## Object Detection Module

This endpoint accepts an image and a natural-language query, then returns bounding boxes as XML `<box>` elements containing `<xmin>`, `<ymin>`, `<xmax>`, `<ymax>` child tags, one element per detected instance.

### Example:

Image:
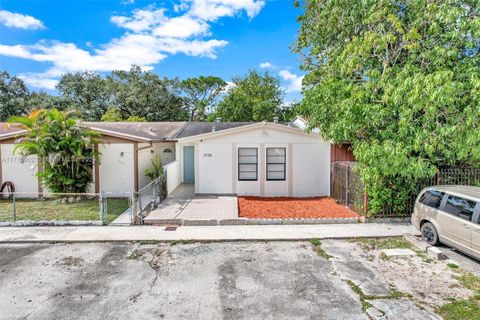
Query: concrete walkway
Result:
<box><xmin>0</xmin><ymin>223</ymin><xmax>417</xmax><ymax>243</ymax></box>
<box><xmin>144</xmin><ymin>183</ymin><xmax>238</xmax><ymax>225</ymax></box>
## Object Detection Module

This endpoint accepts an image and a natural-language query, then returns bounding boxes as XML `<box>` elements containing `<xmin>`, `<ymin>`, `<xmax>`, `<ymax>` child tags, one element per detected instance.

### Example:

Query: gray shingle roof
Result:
<box><xmin>1</xmin><ymin>121</ymin><xmax>301</xmax><ymax>142</ymax></box>
<box><xmin>175</xmin><ymin>122</ymin><xmax>254</xmax><ymax>138</ymax></box>
<box><xmin>83</xmin><ymin>122</ymin><xmax>188</xmax><ymax>141</ymax></box>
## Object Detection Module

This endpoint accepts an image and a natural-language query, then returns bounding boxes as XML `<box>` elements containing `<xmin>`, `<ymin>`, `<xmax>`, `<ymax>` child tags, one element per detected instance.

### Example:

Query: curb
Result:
<box><xmin>0</xmin><ymin>234</ymin><xmax>414</xmax><ymax>244</ymax></box>
<box><xmin>144</xmin><ymin>217</ymin><xmax>359</xmax><ymax>226</ymax></box>
<box><xmin>0</xmin><ymin>220</ymin><xmax>104</xmax><ymax>227</ymax></box>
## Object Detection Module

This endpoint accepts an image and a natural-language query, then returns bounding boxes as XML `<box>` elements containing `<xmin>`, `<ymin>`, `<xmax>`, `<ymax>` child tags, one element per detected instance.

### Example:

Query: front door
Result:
<box><xmin>183</xmin><ymin>146</ymin><xmax>195</xmax><ymax>183</ymax></box>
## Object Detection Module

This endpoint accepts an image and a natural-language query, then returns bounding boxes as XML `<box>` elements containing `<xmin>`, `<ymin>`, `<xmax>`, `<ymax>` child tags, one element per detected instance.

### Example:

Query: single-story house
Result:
<box><xmin>0</xmin><ymin>118</ymin><xmax>348</xmax><ymax>197</ymax></box>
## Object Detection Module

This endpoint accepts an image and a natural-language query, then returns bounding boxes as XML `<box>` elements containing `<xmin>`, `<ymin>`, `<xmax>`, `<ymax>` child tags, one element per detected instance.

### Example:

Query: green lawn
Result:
<box><xmin>437</xmin><ymin>270</ymin><xmax>480</xmax><ymax>320</ymax></box>
<box><xmin>0</xmin><ymin>197</ymin><xmax>130</xmax><ymax>224</ymax></box>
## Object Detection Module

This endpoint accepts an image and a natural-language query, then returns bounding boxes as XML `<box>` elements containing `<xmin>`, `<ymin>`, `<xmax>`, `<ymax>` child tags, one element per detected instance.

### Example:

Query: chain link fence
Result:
<box><xmin>331</xmin><ymin>163</ymin><xmax>480</xmax><ymax>219</ymax></box>
<box><xmin>132</xmin><ymin>175</ymin><xmax>167</xmax><ymax>224</ymax></box>
<box><xmin>0</xmin><ymin>193</ymin><xmax>129</xmax><ymax>225</ymax></box>
<box><xmin>330</xmin><ymin>162</ymin><xmax>366</xmax><ymax>215</ymax></box>
<box><xmin>0</xmin><ymin>174</ymin><xmax>168</xmax><ymax>226</ymax></box>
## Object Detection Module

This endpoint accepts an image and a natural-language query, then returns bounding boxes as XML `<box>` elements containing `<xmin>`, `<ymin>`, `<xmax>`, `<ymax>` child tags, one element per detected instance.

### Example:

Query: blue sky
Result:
<box><xmin>0</xmin><ymin>0</ymin><xmax>304</xmax><ymax>102</ymax></box>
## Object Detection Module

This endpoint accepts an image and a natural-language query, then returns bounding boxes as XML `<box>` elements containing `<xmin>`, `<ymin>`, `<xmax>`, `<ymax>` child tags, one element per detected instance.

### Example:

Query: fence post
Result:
<box><xmin>363</xmin><ymin>192</ymin><xmax>368</xmax><ymax>217</ymax></box>
<box><xmin>99</xmin><ymin>191</ymin><xmax>106</xmax><ymax>224</ymax></box>
<box><xmin>153</xmin><ymin>179</ymin><xmax>157</xmax><ymax>208</ymax></box>
<box><xmin>345</xmin><ymin>165</ymin><xmax>349</xmax><ymax>206</ymax></box>
<box><xmin>12</xmin><ymin>194</ymin><xmax>16</xmax><ymax>222</ymax></box>
<box><xmin>435</xmin><ymin>171</ymin><xmax>441</xmax><ymax>185</ymax></box>
<box><xmin>131</xmin><ymin>192</ymin><xmax>137</xmax><ymax>225</ymax></box>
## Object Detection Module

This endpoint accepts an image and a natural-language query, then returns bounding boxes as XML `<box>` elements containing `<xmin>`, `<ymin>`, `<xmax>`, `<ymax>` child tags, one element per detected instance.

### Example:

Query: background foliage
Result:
<box><xmin>215</xmin><ymin>69</ymin><xmax>293</xmax><ymax>122</ymax></box>
<box><xmin>294</xmin><ymin>0</ymin><xmax>480</xmax><ymax>214</ymax></box>
<box><xmin>1</xmin><ymin>66</ymin><xmax>297</xmax><ymax>123</ymax></box>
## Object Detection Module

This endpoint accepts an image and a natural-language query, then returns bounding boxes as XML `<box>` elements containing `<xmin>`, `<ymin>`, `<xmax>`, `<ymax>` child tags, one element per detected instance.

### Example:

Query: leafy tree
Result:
<box><xmin>27</xmin><ymin>91</ymin><xmax>59</xmax><ymax>110</ymax></box>
<box><xmin>125</xmin><ymin>115</ymin><xmax>146</xmax><ymax>122</ymax></box>
<box><xmin>294</xmin><ymin>0</ymin><xmax>480</xmax><ymax>214</ymax></box>
<box><xmin>56</xmin><ymin>71</ymin><xmax>113</xmax><ymax>121</ymax></box>
<box><xmin>101</xmin><ymin>108</ymin><xmax>123</xmax><ymax>122</ymax></box>
<box><xmin>180</xmin><ymin>76</ymin><xmax>226</xmax><ymax>121</ymax></box>
<box><xmin>108</xmin><ymin>65</ymin><xmax>187</xmax><ymax>121</ymax></box>
<box><xmin>215</xmin><ymin>70</ymin><xmax>285</xmax><ymax>122</ymax></box>
<box><xmin>101</xmin><ymin>107</ymin><xmax>146</xmax><ymax>122</ymax></box>
<box><xmin>9</xmin><ymin>109</ymin><xmax>99</xmax><ymax>193</ymax></box>
<box><xmin>0</xmin><ymin>71</ymin><xmax>29</xmax><ymax>121</ymax></box>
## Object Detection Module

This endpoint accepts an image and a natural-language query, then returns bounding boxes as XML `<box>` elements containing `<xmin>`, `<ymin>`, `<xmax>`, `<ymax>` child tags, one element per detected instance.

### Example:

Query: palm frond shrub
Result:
<box><xmin>8</xmin><ymin>108</ymin><xmax>100</xmax><ymax>194</ymax></box>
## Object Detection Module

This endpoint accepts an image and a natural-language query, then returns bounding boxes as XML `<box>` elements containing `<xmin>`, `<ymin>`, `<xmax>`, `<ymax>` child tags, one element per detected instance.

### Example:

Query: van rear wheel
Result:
<box><xmin>421</xmin><ymin>222</ymin><xmax>439</xmax><ymax>245</ymax></box>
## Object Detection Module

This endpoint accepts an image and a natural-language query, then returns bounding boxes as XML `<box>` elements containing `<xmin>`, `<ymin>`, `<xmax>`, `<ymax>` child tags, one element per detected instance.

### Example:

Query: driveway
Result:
<box><xmin>1</xmin><ymin>239</ymin><xmax>478</xmax><ymax>319</ymax></box>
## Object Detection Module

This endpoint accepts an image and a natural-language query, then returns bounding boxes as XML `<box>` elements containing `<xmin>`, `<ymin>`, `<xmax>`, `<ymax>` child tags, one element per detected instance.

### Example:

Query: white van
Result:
<box><xmin>411</xmin><ymin>185</ymin><xmax>480</xmax><ymax>260</ymax></box>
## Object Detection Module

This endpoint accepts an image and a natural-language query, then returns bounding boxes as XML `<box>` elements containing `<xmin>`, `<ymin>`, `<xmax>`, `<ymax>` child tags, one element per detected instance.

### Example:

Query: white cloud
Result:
<box><xmin>222</xmin><ymin>80</ymin><xmax>236</xmax><ymax>93</ymax></box>
<box><xmin>188</xmin><ymin>0</ymin><xmax>265</xmax><ymax>21</ymax></box>
<box><xmin>279</xmin><ymin>69</ymin><xmax>304</xmax><ymax>93</ymax></box>
<box><xmin>18</xmin><ymin>73</ymin><xmax>58</xmax><ymax>90</ymax></box>
<box><xmin>0</xmin><ymin>10</ymin><xmax>44</xmax><ymax>30</ymax></box>
<box><xmin>259</xmin><ymin>61</ymin><xmax>274</xmax><ymax>69</ymax></box>
<box><xmin>153</xmin><ymin>16</ymin><xmax>209</xmax><ymax>38</ymax></box>
<box><xmin>0</xmin><ymin>1</ymin><xmax>264</xmax><ymax>89</ymax></box>
<box><xmin>111</xmin><ymin>7</ymin><xmax>166</xmax><ymax>32</ymax></box>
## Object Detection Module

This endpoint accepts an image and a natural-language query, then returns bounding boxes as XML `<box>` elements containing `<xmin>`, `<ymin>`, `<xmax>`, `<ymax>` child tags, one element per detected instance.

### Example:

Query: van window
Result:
<box><xmin>419</xmin><ymin>190</ymin><xmax>445</xmax><ymax>208</ymax></box>
<box><xmin>443</xmin><ymin>195</ymin><xmax>477</xmax><ymax>222</ymax></box>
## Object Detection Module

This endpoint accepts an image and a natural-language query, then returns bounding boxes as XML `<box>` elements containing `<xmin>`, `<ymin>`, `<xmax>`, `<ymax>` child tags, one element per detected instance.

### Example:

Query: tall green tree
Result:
<box><xmin>27</xmin><ymin>91</ymin><xmax>59</xmax><ymax>110</ymax></box>
<box><xmin>9</xmin><ymin>109</ymin><xmax>99</xmax><ymax>193</ymax></box>
<box><xmin>294</xmin><ymin>0</ymin><xmax>480</xmax><ymax>214</ymax></box>
<box><xmin>57</xmin><ymin>71</ymin><xmax>112</xmax><ymax>121</ymax></box>
<box><xmin>180</xmin><ymin>76</ymin><xmax>226</xmax><ymax>121</ymax></box>
<box><xmin>215</xmin><ymin>70</ymin><xmax>285</xmax><ymax>122</ymax></box>
<box><xmin>0</xmin><ymin>71</ymin><xmax>29</xmax><ymax>121</ymax></box>
<box><xmin>101</xmin><ymin>107</ymin><xmax>146</xmax><ymax>122</ymax></box>
<box><xmin>108</xmin><ymin>65</ymin><xmax>187</xmax><ymax>121</ymax></box>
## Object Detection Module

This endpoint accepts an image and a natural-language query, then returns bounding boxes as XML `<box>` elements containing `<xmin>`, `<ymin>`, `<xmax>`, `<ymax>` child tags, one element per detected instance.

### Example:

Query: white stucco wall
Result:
<box><xmin>292</xmin><ymin>143</ymin><xmax>330</xmax><ymax>196</ymax></box>
<box><xmin>164</xmin><ymin>160</ymin><xmax>181</xmax><ymax>194</ymax></box>
<box><xmin>180</xmin><ymin>125</ymin><xmax>331</xmax><ymax>197</ymax></box>
<box><xmin>152</xmin><ymin>142</ymin><xmax>175</xmax><ymax>165</ymax></box>
<box><xmin>1</xmin><ymin>144</ymin><xmax>39</xmax><ymax>195</ymax></box>
<box><xmin>98</xmin><ymin>143</ymin><xmax>134</xmax><ymax>193</ymax></box>
<box><xmin>197</xmin><ymin>143</ymin><xmax>233</xmax><ymax>194</ymax></box>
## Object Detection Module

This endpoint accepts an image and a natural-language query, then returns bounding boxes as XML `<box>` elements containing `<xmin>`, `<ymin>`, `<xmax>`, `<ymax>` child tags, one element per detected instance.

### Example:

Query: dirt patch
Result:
<box><xmin>58</xmin><ymin>256</ymin><xmax>84</xmax><ymax>267</ymax></box>
<box><xmin>238</xmin><ymin>196</ymin><xmax>359</xmax><ymax>219</ymax></box>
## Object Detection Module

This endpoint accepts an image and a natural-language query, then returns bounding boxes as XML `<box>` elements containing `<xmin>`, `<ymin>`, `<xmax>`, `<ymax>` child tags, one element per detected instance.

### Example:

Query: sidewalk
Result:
<box><xmin>0</xmin><ymin>223</ymin><xmax>417</xmax><ymax>243</ymax></box>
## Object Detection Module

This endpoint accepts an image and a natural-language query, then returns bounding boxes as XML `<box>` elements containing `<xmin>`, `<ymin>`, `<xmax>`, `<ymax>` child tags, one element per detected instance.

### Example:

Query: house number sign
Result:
<box><xmin>203</xmin><ymin>153</ymin><xmax>213</xmax><ymax>158</ymax></box>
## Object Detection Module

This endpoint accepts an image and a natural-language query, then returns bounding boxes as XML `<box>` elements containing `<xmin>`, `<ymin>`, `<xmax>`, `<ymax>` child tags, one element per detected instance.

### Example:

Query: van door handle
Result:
<box><xmin>463</xmin><ymin>224</ymin><xmax>471</xmax><ymax>229</ymax></box>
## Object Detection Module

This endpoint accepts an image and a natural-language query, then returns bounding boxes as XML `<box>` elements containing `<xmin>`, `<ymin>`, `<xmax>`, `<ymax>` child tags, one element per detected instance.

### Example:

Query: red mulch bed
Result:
<box><xmin>238</xmin><ymin>196</ymin><xmax>359</xmax><ymax>219</ymax></box>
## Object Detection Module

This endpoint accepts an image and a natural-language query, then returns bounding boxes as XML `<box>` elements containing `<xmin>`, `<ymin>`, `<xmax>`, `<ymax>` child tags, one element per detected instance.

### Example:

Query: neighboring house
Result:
<box><xmin>0</xmin><ymin>118</ymin><xmax>332</xmax><ymax>197</ymax></box>
<box><xmin>0</xmin><ymin>122</ymin><xmax>181</xmax><ymax>195</ymax></box>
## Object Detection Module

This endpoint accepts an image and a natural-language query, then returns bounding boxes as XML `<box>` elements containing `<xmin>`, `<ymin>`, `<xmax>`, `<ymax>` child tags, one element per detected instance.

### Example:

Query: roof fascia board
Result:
<box><xmin>178</xmin><ymin>122</ymin><xmax>322</xmax><ymax>143</ymax></box>
<box><xmin>0</xmin><ymin>131</ymin><xmax>27</xmax><ymax>141</ymax></box>
<box><xmin>178</xmin><ymin>122</ymin><xmax>264</xmax><ymax>143</ymax></box>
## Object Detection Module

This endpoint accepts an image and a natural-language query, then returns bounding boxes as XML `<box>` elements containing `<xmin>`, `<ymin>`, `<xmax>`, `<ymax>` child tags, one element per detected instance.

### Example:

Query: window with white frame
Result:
<box><xmin>266</xmin><ymin>148</ymin><xmax>286</xmax><ymax>181</ymax></box>
<box><xmin>238</xmin><ymin>148</ymin><xmax>258</xmax><ymax>181</ymax></box>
